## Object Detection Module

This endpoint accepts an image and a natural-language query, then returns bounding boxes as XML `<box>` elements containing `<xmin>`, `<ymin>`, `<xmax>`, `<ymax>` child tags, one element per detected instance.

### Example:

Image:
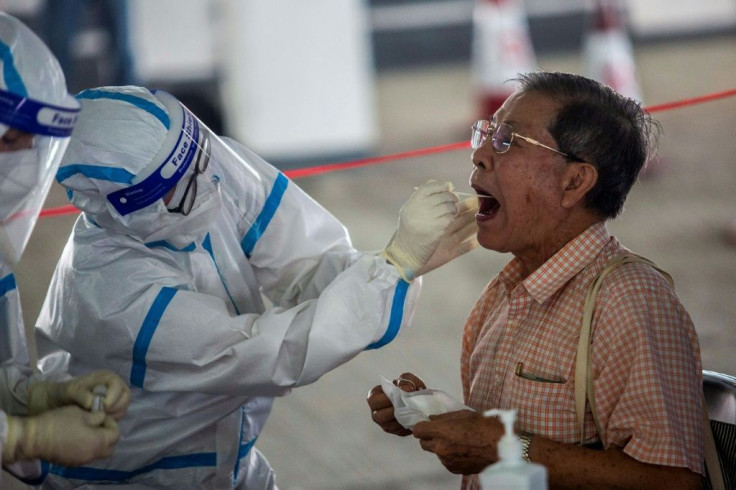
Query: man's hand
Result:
<box><xmin>412</xmin><ymin>409</ymin><xmax>503</xmax><ymax>475</ymax></box>
<box><xmin>367</xmin><ymin>372</ymin><xmax>426</xmax><ymax>437</ymax></box>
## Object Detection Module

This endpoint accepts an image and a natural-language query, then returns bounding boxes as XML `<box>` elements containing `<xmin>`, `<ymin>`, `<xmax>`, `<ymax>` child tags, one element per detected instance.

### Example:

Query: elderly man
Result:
<box><xmin>368</xmin><ymin>71</ymin><xmax>704</xmax><ymax>489</ymax></box>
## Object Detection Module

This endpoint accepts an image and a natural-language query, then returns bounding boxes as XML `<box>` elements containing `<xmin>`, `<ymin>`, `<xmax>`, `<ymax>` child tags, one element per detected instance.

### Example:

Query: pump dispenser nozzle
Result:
<box><xmin>480</xmin><ymin>408</ymin><xmax>548</xmax><ymax>489</ymax></box>
<box><xmin>484</xmin><ymin>408</ymin><xmax>523</xmax><ymax>463</ymax></box>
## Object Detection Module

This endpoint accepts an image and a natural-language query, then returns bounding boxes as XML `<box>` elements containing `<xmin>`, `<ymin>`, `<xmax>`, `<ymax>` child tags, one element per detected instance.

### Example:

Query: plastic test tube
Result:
<box><xmin>92</xmin><ymin>385</ymin><xmax>107</xmax><ymax>412</ymax></box>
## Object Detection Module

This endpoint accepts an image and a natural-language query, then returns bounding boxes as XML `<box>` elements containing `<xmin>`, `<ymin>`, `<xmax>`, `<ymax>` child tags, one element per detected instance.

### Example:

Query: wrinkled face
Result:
<box><xmin>470</xmin><ymin>91</ymin><xmax>572</xmax><ymax>263</ymax></box>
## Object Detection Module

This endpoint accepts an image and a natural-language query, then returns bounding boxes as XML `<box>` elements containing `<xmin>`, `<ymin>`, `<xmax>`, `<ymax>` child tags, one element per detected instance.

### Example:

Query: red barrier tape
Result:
<box><xmin>284</xmin><ymin>141</ymin><xmax>470</xmax><ymax>180</ymax></box>
<box><xmin>39</xmin><ymin>88</ymin><xmax>736</xmax><ymax>219</ymax></box>
<box><xmin>39</xmin><ymin>204</ymin><xmax>79</xmax><ymax>217</ymax></box>
<box><xmin>644</xmin><ymin>88</ymin><xmax>736</xmax><ymax>113</ymax></box>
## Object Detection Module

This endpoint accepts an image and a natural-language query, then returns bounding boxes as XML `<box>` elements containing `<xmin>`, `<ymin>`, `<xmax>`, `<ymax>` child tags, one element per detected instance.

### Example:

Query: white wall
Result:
<box><xmin>216</xmin><ymin>0</ymin><xmax>377</xmax><ymax>161</ymax></box>
<box><xmin>128</xmin><ymin>0</ymin><xmax>217</xmax><ymax>82</ymax></box>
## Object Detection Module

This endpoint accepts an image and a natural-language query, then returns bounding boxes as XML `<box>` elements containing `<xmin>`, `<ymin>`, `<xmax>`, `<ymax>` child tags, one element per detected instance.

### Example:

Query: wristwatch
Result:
<box><xmin>518</xmin><ymin>431</ymin><xmax>533</xmax><ymax>462</ymax></box>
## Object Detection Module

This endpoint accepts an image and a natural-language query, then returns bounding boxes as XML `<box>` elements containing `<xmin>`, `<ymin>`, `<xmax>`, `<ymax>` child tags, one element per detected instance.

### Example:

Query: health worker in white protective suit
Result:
<box><xmin>35</xmin><ymin>84</ymin><xmax>479</xmax><ymax>488</ymax></box>
<box><xmin>0</xmin><ymin>12</ymin><xmax>130</xmax><ymax>485</ymax></box>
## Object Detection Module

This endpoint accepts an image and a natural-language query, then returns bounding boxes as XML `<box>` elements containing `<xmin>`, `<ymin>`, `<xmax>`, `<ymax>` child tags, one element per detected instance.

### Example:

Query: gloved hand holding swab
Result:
<box><xmin>381</xmin><ymin>180</ymin><xmax>460</xmax><ymax>281</ymax></box>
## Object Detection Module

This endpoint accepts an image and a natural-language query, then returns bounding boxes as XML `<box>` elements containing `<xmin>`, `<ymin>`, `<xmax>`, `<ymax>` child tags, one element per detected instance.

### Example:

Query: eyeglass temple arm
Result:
<box><xmin>514</xmin><ymin>133</ymin><xmax>569</xmax><ymax>157</ymax></box>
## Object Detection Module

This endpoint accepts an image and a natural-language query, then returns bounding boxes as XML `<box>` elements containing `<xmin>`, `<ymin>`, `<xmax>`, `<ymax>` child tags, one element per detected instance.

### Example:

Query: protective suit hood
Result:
<box><xmin>0</xmin><ymin>12</ymin><xmax>80</xmax><ymax>265</ymax></box>
<box><xmin>56</xmin><ymin>86</ymin><xmax>224</xmax><ymax>247</ymax></box>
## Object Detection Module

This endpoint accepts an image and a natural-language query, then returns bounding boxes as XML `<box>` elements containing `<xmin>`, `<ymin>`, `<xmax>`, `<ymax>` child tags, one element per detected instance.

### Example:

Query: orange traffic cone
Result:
<box><xmin>471</xmin><ymin>0</ymin><xmax>537</xmax><ymax>119</ymax></box>
<box><xmin>582</xmin><ymin>0</ymin><xmax>642</xmax><ymax>101</ymax></box>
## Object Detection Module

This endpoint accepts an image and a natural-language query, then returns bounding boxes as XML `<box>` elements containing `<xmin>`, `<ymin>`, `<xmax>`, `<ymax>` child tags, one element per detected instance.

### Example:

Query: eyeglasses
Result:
<box><xmin>168</xmin><ymin>136</ymin><xmax>211</xmax><ymax>216</ymax></box>
<box><xmin>471</xmin><ymin>119</ymin><xmax>575</xmax><ymax>159</ymax></box>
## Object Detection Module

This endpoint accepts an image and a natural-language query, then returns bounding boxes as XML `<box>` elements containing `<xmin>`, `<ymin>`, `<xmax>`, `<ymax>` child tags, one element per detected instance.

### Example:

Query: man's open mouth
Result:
<box><xmin>473</xmin><ymin>186</ymin><xmax>500</xmax><ymax>218</ymax></box>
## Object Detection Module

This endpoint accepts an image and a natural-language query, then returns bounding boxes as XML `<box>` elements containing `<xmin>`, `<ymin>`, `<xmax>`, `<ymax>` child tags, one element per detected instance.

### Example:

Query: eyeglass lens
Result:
<box><xmin>174</xmin><ymin>136</ymin><xmax>210</xmax><ymax>216</ymax></box>
<box><xmin>178</xmin><ymin>174</ymin><xmax>197</xmax><ymax>216</ymax></box>
<box><xmin>471</xmin><ymin>120</ymin><xmax>488</xmax><ymax>149</ymax></box>
<box><xmin>471</xmin><ymin>120</ymin><xmax>513</xmax><ymax>153</ymax></box>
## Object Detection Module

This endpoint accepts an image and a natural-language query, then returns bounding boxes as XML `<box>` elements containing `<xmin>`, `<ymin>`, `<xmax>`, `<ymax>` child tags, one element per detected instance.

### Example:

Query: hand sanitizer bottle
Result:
<box><xmin>479</xmin><ymin>409</ymin><xmax>548</xmax><ymax>490</ymax></box>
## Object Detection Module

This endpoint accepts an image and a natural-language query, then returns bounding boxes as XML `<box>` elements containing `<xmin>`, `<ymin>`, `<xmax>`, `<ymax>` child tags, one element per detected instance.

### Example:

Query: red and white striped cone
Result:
<box><xmin>471</xmin><ymin>0</ymin><xmax>537</xmax><ymax>119</ymax></box>
<box><xmin>583</xmin><ymin>0</ymin><xmax>666</xmax><ymax>177</ymax></box>
<box><xmin>583</xmin><ymin>0</ymin><xmax>642</xmax><ymax>101</ymax></box>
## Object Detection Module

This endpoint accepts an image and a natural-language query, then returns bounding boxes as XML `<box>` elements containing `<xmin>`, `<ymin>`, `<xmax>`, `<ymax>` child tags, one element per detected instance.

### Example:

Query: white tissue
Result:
<box><xmin>380</xmin><ymin>376</ymin><xmax>472</xmax><ymax>429</ymax></box>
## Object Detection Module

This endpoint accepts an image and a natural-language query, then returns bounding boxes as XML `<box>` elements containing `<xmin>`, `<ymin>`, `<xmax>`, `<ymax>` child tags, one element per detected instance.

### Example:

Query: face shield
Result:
<box><xmin>0</xmin><ymin>13</ymin><xmax>80</xmax><ymax>265</ymax></box>
<box><xmin>56</xmin><ymin>86</ymin><xmax>264</xmax><ymax>248</ymax></box>
<box><xmin>106</xmin><ymin>90</ymin><xmax>212</xmax><ymax>217</ymax></box>
<box><xmin>100</xmin><ymin>90</ymin><xmax>227</xmax><ymax>248</ymax></box>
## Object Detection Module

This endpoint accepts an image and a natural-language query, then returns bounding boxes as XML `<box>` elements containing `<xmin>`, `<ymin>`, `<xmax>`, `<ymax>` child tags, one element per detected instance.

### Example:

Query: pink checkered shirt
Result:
<box><xmin>460</xmin><ymin>223</ymin><xmax>704</xmax><ymax>489</ymax></box>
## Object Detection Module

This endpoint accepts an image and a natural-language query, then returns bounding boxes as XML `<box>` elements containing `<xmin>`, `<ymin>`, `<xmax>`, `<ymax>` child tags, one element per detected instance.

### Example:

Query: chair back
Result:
<box><xmin>702</xmin><ymin>370</ymin><xmax>736</xmax><ymax>490</ymax></box>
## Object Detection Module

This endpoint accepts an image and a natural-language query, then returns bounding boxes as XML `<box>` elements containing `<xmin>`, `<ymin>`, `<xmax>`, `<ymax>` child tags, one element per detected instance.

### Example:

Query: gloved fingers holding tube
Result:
<box><xmin>58</xmin><ymin>370</ymin><xmax>131</xmax><ymax>420</ymax></box>
<box><xmin>3</xmin><ymin>405</ymin><xmax>120</xmax><ymax>466</ymax></box>
<box><xmin>414</xmin><ymin>195</ymin><xmax>479</xmax><ymax>278</ymax></box>
<box><xmin>381</xmin><ymin>180</ymin><xmax>462</xmax><ymax>282</ymax></box>
<box><xmin>27</xmin><ymin>370</ymin><xmax>131</xmax><ymax>420</ymax></box>
<box><xmin>367</xmin><ymin>372</ymin><xmax>427</xmax><ymax>437</ymax></box>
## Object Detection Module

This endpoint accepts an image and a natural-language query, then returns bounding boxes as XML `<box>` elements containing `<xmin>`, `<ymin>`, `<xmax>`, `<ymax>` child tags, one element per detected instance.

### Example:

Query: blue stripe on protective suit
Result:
<box><xmin>130</xmin><ymin>287</ymin><xmax>177</xmax><ymax>388</ymax></box>
<box><xmin>0</xmin><ymin>273</ymin><xmax>17</xmax><ymax>297</ymax></box>
<box><xmin>16</xmin><ymin>461</ymin><xmax>49</xmax><ymax>486</ymax></box>
<box><xmin>233</xmin><ymin>436</ymin><xmax>258</xmax><ymax>485</ymax></box>
<box><xmin>77</xmin><ymin>89</ymin><xmax>170</xmax><ymax>129</ymax></box>
<box><xmin>56</xmin><ymin>164</ymin><xmax>136</xmax><ymax>184</ymax></box>
<box><xmin>0</xmin><ymin>40</ymin><xmax>27</xmax><ymax>96</ymax></box>
<box><xmin>232</xmin><ymin>407</ymin><xmax>247</xmax><ymax>485</ymax></box>
<box><xmin>238</xmin><ymin>437</ymin><xmax>257</xmax><ymax>462</ymax></box>
<box><xmin>49</xmin><ymin>452</ymin><xmax>217</xmax><ymax>482</ymax></box>
<box><xmin>241</xmin><ymin>173</ymin><xmax>288</xmax><ymax>257</ymax></box>
<box><xmin>232</xmin><ymin>405</ymin><xmax>257</xmax><ymax>485</ymax></box>
<box><xmin>366</xmin><ymin>279</ymin><xmax>409</xmax><ymax>350</ymax></box>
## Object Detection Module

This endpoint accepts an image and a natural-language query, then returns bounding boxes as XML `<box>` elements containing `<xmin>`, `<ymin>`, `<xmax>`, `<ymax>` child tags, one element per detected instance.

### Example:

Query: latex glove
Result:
<box><xmin>27</xmin><ymin>370</ymin><xmax>131</xmax><ymax>420</ymax></box>
<box><xmin>381</xmin><ymin>180</ymin><xmax>459</xmax><ymax>281</ymax></box>
<box><xmin>414</xmin><ymin>196</ymin><xmax>479</xmax><ymax>277</ymax></box>
<box><xmin>3</xmin><ymin>406</ymin><xmax>119</xmax><ymax>466</ymax></box>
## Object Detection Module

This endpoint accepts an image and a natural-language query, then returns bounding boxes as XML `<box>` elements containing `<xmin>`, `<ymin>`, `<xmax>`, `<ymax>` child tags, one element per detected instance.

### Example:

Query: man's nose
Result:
<box><xmin>471</xmin><ymin>147</ymin><xmax>492</xmax><ymax>171</ymax></box>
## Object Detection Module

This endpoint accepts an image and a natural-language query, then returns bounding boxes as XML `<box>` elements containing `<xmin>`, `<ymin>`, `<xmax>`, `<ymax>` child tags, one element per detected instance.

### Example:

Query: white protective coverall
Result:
<box><xmin>0</xmin><ymin>12</ymin><xmax>80</xmax><ymax>484</ymax></box>
<box><xmin>36</xmin><ymin>86</ymin><xmax>448</xmax><ymax>488</ymax></box>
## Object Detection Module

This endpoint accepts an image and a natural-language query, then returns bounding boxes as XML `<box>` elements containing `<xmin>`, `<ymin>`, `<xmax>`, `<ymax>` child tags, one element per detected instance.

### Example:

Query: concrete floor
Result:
<box><xmin>7</xmin><ymin>35</ymin><xmax>736</xmax><ymax>489</ymax></box>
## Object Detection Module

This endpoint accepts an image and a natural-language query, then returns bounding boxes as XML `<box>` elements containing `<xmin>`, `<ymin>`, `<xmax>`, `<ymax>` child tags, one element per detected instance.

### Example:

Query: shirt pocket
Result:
<box><xmin>514</xmin><ymin>362</ymin><xmax>566</xmax><ymax>384</ymax></box>
<box><xmin>506</xmin><ymin>374</ymin><xmax>578</xmax><ymax>441</ymax></box>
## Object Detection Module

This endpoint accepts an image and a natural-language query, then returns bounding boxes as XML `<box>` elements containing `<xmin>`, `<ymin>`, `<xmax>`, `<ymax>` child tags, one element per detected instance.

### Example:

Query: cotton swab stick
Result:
<box><xmin>455</xmin><ymin>191</ymin><xmax>494</xmax><ymax>199</ymax></box>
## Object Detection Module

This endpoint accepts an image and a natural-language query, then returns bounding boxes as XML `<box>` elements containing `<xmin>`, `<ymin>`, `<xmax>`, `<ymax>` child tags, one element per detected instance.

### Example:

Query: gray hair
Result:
<box><xmin>513</xmin><ymin>71</ymin><xmax>660</xmax><ymax>219</ymax></box>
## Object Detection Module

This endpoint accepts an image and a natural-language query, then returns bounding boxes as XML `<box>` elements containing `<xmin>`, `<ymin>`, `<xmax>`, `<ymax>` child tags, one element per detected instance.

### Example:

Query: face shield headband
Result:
<box><xmin>0</xmin><ymin>88</ymin><xmax>79</xmax><ymax>137</ymax></box>
<box><xmin>0</xmin><ymin>89</ymin><xmax>79</xmax><ymax>265</ymax></box>
<box><xmin>106</xmin><ymin>91</ymin><xmax>207</xmax><ymax>216</ymax></box>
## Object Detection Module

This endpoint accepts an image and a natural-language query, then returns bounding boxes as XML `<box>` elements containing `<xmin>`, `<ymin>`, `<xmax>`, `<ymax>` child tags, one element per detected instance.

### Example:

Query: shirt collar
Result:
<box><xmin>498</xmin><ymin>222</ymin><xmax>611</xmax><ymax>303</ymax></box>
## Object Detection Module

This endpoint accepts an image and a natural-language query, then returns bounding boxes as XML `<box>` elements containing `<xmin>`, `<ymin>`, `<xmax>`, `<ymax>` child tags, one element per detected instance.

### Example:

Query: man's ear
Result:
<box><xmin>561</xmin><ymin>163</ymin><xmax>597</xmax><ymax>209</ymax></box>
